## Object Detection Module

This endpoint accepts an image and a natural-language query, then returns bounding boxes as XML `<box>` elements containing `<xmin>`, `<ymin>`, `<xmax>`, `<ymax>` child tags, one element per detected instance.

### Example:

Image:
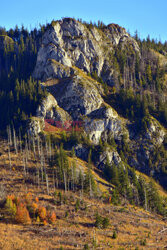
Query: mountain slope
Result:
<box><xmin>30</xmin><ymin>18</ymin><xmax>167</xmax><ymax>190</ymax></box>
<box><xmin>0</xmin><ymin>18</ymin><xmax>167</xmax><ymax>249</ymax></box>
<box><xmin>0</xmin><ymin>136</ymin><xmax>167</xmax><ymax>249</ymax></box>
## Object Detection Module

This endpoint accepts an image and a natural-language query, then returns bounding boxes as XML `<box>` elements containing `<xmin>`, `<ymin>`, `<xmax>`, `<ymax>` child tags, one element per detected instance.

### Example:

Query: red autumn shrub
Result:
<box><xmin>48</xmin><ymin>211</ymin><xmax>56</xmax><ymax>224</ymax></box>
<box><xmin>43</xmin><ymin>220</ymin><xmax>47</xmax><ymax>226</ymax></box>
<box><xmin>38</xmin><ymin>207</ymin><xmax>47</xmax><ymax>221</ymax></box>
<box><xmin>31</xmin><ymin>202</ymin><xmax>38</xmax><ymax>213</ymax></box>
<box><xmin>15</xmin><ymin>203</ymin><xmax>31</xmax><ymax>224</ymax></box>
<box><xmin>35</xmin><ymin>197</ymin><xmax>39</xmax><ymax>203</ymax></box>
<box><xmin>5</xmin><ymin>193</ymin><xmax>56</xmax><ymax>226</ymax></box>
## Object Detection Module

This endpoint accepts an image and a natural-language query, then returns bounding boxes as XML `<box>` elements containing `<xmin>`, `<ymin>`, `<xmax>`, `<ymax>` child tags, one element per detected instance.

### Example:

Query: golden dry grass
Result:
<box><xmin>0</xmin><ymin>138</ymin><xmax>167</xmax><ymax>249</ymax></box>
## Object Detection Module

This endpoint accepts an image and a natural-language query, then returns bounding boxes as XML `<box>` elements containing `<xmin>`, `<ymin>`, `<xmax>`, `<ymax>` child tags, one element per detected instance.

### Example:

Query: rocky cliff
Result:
<box><xmin>31</xmin><ymin>18</ymin><xmax>166</xmax><ymax>188</ymax></box>
<box><xmin>33</xmin><ymin>18</ymin><xmax>140</xmax><ymax>82</ymax></box>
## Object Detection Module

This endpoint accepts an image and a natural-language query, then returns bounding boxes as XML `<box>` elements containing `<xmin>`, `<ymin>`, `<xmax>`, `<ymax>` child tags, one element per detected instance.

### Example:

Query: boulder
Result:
<box><xmin>28</xmin><ymin>117</ymin><xmax>45</xmax><ymax>136</ymax></box>
<box><xmin>96</xmin><ymin>147</ymin><xmax>121</xmax><ymax>169</ymax></box>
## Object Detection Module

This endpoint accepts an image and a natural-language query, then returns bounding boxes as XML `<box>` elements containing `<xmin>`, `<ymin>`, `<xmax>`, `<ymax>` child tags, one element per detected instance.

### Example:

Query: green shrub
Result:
<box><xmin>102</xmin><ymin>217</ymin><xmax>110</xmax><ymax>228</ymax></box>
<box><xmin>112</xmin><ymin>230</ymin><xmax>117</xmax><ymax>239</ymax></box>
<box><xmin>140</xmin><ymin>238</ymin><xmax>147</xmax><ymax>246</ymax></box>
<box><xmin>95</xmin><ymin>212</ymin><xmax>103</xmax><ymax>228</ymax></box>
<box><xmin>83</xmin><ymin>243</ymin><xmax>89</xmax><ymax>250</ymax></box>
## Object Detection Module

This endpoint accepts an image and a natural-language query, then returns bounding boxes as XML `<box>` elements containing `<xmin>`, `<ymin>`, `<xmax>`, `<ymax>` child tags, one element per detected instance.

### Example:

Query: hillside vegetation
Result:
<box><xmin>0</xmin><ymin>135</ymin><xmax>167</xmax><ymax>249</ymax></box>
<box><xmin>0</xmin><ymin>18</ymin><xmax>167</xmax><ymax>249</ymax></box>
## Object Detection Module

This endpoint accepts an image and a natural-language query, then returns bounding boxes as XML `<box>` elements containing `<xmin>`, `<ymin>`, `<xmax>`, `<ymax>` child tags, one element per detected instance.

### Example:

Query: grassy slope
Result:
<box><xmin>0</xmin><ymin>136</ymin><xmax>167</xmax><ymax>249</ymax></box>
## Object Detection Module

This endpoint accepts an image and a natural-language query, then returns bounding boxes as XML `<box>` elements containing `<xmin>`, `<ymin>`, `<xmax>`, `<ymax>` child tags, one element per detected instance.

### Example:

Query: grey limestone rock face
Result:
<box><xmin>28</xmin><ymin>117</ymin><xmax>45</xmax><ymax>136</ymax></box>
<box><xmin>74</xmin><ymin>143</ymin><xmax>121</xmax><ymax>170</ymax></box>
<box><xmin>84</xmin><ymin>105</ymin><xmax>127</xmax><ymax>144</ymax></box>
<box><xmin>36</xmin><ymin>93</ymin><xmax>71</xmax><ymax>124</ymax></box>
<box><xmin>32</xmin><ymin>18</ymin><xmax>143</xmax><ymax>148</ymax></box>
<box><xmin>34</xmin><ymin>75</ymin><xmax>128</xmax><ymax>145</ymax></box>
<box><xmin>119</xmin><ymin>35</ymin><xmax>140</xmax><ymax>54</ymax></box>
<box><xmin>127</xmin><ymin>115</ymin><xmax>165</xmax><ymax>173</ymax></box>
<box><xmin>46</xmin><ymin>75</ymin><xmax>104</xmax><ymax>120</ymax></box>
<box><xmin>104</xmin><ymin>23</ymin><xmax>129</xmax><ymax>45</ymax></box>
<box><xmin>33</xmin><ymin>18</ymin><xmax>140</xmax><ymax>81</ymax></box>
<box><xmin>96</xmin><ymin>147</ymin><xmax>121</xmax><ymax>169</ymax></box>
<box><xmin>74</xmin><ymin>144</ymin><xmax>89</xmax><ymax>161</ymax></box>
<box><xmin>33</xmin><ymin>18</ymin><xmax>103</xmax><ymax>79</ymax></box>
<box><xmin>36</xmin><ymin>94</ymin><xmax>57</xmax><ymax>118</ymax></box>
<box><xmin>28</xmin><ymin>18</ymin><xmax>167</xmax><ymax>189</ymax></box>
<box><xmin>104</xmin><ymin>23</ymin><xmax>140</xmax><ymax>54</ymax></box>
<box><xmin>144</xmin><ymin>116</ymin><xmax>165</xmax><ymax>145</ymax></box>
<box><xmin>27</xmin><ymin>18</ymin><xmax>167</xmax><ymax>191</ymax></box>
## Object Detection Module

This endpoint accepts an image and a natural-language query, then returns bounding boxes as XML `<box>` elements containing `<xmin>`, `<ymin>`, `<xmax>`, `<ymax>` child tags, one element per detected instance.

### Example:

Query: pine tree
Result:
<box><xmin>95</xmin><ymin>212</ymin><xmax>102</xmax><ymax>228</ymax></box>
<box><xmin>111</xmin><ymin>188</ymin><xmax>120</xmax><ymax>205</ymax></box>
<box><xmin>146</xmin><ymin>64</ymin><xmax>152</xmax><ymax>84</ymax></box>
<box><xmin>71</xmin><ymin>147</ymin><xmax>75</xmax><ymax>157</ymax></box>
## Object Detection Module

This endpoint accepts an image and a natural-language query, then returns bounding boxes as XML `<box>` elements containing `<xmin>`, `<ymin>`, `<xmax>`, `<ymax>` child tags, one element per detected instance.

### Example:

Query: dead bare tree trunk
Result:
<box><xmin>46</xmin><ymin>174</ymin><xmax>49</xmax><ymax>195</ymax></box>
<box><xmin>144</xmin><ymin>186</ymin><xmax>148</xmax><ymax>211</ymax></box>
<box><xmin>63</xmin><ymin>170</ymin><xmax>67</xmax><ymax>193</ymax></box>
<box><xmin>13</xmin><ymin>127</ymin><xmax>18</xmax><ymax>154</ymax></box>
<box><xmin>72</xmin><ymin>165</ymin><xmax>74</xmax><ymax>191</ymax></box>
<box><xmin>55</xmin><ymin>168</ymin><xmax>58</xmax><ymax>188</ymax></box>
<box><xmin>19</xmin><ymin>129</ymin><xmax>22</xmax><ymax>154</ymax></box>
<box><xmin>45</xmin><ymin>141</ymin><xmax>49</xmax><ymax>164</ymax></box>
<box><xmin>41</xmin><ymin>166</ymin><xmax>43</xmax><ymax>182</ymax></box>
<box><xmin>53</xmin><ymin>170</ymin><xmax>55</xmax><ymax>192</ymax></box>
<box><xmin>37</xmin><ymin>135</ymin><xmax>41</xmax><ymax>158</ymax></box>
<box><xmin>32</xmin><ymin>135</ymin><xmax>36</xmax><ymax>161</ymax></box>
<box><xmin>81</xmin><ymin>174</ymin><xmax>84</xmax><ymax>198</ymax></box>
<box><xmin>22</xmin><ymin>152</ymin><xmax>26</xmax><ymax>176</ymax></box>
<box><xmin>7</xmin><ymin>126</ymin><xmax>12</xmax><ymax>170</ymax></box>
<box><xmin>89</xmin><ymin>177</ymin><xmax>93</xmax><ymax>198</ymax></box>
<box><xmin>25</xmin><ymin>139</ymin><xmax>29</xmax><ymax>160</ymax></box>
<box><xmin>8</xmin><ymin>143</ymin><xmax>11</xmax><ymax>170</ymax></box>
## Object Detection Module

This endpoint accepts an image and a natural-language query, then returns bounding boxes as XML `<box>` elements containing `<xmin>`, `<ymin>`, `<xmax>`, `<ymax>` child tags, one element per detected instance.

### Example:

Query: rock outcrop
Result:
<box><xmin>28</xmin><ymin>117</ymin><xmax>45</xmax><ymax>136</ymax></box>
<box><xmin>31</xmin><ymin>18</ymin><xmax>166</xmax><ymax>186</ymax></box>
<box><xmin>46</xmin><ymin>75</ymin><xmax>103</xmax><ymax>120</ymax></box>
<box><xmin>128</xmin><ymin>115</ymin><xmax>165</xmax><ymax>173</ymax></box>
<box><xmin>97</xmin><ymin>147</ymin><xmax>121</xmax><ymax>169</ymax></box>
<box><xmin>36</xmin><ymin>93</ymin><xmax>71</xmax><ymax>125</ymax></box>
<box><xmin>31</xmin><ymin>18</ymin><xmax>137</xmax><ymax>145</ymax></box>
<box><xmin>74</xmin><ymin>144</ymin><xmax>89</xmax><ymax>161</ymax></box>
<box><xmin>74</xmin><ymin>143</ymin><xmax>121</xmax><ymax>170</ymax></box>
<box><xmin>33</xmin><ymin>18</ymin><xmax>140</xmax><ymax>81</ymax></box>
<box><xmin>84</xmin><ymin>104</ymin><xmax>127</xmax><ymax>144</ymax></box>
<box><xmin>144</xmin><ymin>116</ymin><xmax>165</xmax><ymax>145</ymax></box>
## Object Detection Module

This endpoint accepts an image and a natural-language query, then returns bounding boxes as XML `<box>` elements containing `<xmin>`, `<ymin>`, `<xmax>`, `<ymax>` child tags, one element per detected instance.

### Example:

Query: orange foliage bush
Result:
<box><xmin>5</xmin><ymin>193</ymin><xmax>56</xmax><ymax>225</ymax></box>
<box><xmin>15</xmin><ymin>203</ymin><xmax>31</xmax><ymax>224</ymax></box>
<box><xmin>35</xmin><ymin>197</ymin><xmax>39</xmax><ymax>203</ymax></box>
<box><xmin>49</xmin><ymin>211</ymin><xmax>56</xmax><ymax>224</ymax></box>
<box><xmin>7</xmin><ymin>194</ymin><xmax>15</xmax><ymax>201</ymax></box>
<box><xmin>31</xmin><ymin>202</ymin><xmax>38</xmax><ymax>213</ymax></box>
<box><xmin>38</xmin><ymin>207</ymin><xmax>47</xmax><ymax>221</ymax></box>
<box><xmin>43</xmin><ymin>220</ymin><xmax>47</xmax><ymax>226</ymax></box>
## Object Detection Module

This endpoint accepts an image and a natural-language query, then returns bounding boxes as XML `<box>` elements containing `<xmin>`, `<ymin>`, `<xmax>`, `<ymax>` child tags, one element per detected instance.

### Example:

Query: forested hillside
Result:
<box><xmin>0</xmin><ymin>21</ymin><xmax>167</xmax><ymax>131</ymax></box>
<box><xmin>0</xmin><ymin>19</ymin><xmax>166</xmax><ymax>245</ymax></box>
<box><xmin>0</xmin><ymin>25</ymin><xmax>48</xmax><ymax>129</ymax></box>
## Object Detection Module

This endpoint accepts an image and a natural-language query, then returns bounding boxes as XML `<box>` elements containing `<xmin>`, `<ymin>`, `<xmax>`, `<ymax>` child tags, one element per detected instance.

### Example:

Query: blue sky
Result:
<box><xmin>0</xmin><ymin>0</ymin><xmax>166</xmax><ymax>42</ymax></box>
